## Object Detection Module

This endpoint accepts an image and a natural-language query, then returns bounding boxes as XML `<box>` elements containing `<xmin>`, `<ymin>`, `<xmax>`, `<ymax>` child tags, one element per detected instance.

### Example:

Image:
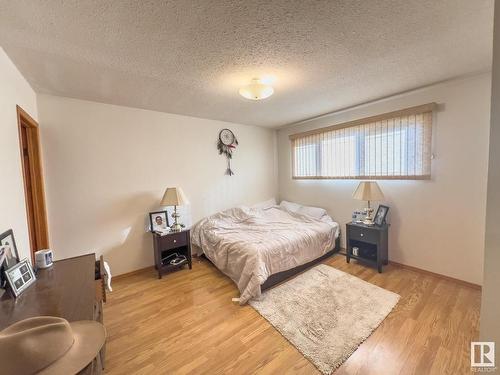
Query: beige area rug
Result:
<box><xmin>249</xmin><ymin>264</ymin><xmax>400</xmax><ymax>374</ymax></box>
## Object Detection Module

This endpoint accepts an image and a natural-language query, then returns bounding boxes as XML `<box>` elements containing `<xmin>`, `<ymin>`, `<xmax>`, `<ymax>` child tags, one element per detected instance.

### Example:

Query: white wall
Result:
<box><xmin>480</xmin><ymin>0</ymin><xmax>500</xmax><ymax>367</ymax></box>
<box><xmin>0</xmin><ymin>48</ymin><xmax>38</xmax><ymax>262</ymax></box>
<box><xmin>37</xmin><ymin>95</ymin><xmax>277</xmax><ymax>275</ymax></box>
<box><xmin>3</xmin><ymin>46</ymin><xmax>491</xmax><ymax>287</ymax></box>
<box><xmin>277</xmin><ymin>73</ymin><xmax>491</xmax><ymax>285</ymax></box>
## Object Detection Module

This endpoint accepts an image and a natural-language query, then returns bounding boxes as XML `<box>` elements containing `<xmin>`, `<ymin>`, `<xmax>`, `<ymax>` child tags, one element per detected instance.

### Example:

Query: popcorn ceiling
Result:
<box><xmin>0</xmin><ymin>0</ymin><xmax>493</xmax><ymax>127</ymax></box>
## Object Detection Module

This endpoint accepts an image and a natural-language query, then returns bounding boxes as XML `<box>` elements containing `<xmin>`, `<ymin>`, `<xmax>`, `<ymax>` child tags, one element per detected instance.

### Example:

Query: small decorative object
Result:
<box><xmin>161</xmin><ymin>187</ymin><xmax>189</xmax><ymax>232</ymax></box>
<box><xmin>149</xmin><ymin>210</ymin><xmax>169</xmax><ymax>233</ymax></box>
<box><xmin>352</xmin><ymin>247</ymin><xmax>359</xmax><ymax>256</ymax></box>
<box><xmin>374</xmin><ymin>205</ymin><xmax>390</xmax><ymax>226</ymax></box>
<box><xmin>4</xmin><ymin>258</ymin><xmax>36</xmax><ymax>297</ymax></box>
<box><xmin>0</xmin><ymin>229</ymin><xmax>19</xmax><ymax>288</ymax></box>
<box><xmin>217</xmin><ymin>128</ymin><xmax>238</xmax><ymax>176</ymax></box>
<box><xmin>352</xmin><ymin>181</ymin><xmax>385</xmax><ymax>226</ymax></box>
<box><xmin>35</xmin><ymin>249</ymin><xmax>54</xmax><ymax>269</ymax></box>
<box><xmin>352</xmin><ymin>210</ymin><xmax>365</xmax><ymax>223</ymax></box>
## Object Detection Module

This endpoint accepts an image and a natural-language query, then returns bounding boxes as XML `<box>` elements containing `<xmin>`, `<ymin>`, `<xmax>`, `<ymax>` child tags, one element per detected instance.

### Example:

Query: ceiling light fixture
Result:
<box><xmin>239</xmin><ymin>78</ymin><xmax>274</xmax><ymax>100</ymax></box>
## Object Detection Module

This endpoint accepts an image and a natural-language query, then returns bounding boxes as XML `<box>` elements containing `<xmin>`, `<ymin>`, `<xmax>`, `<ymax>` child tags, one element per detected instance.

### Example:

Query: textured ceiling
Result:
<box><xmin>0</xmin><ymin>0</ymin><xmax>494</xmax><ymax>128</ymax></box>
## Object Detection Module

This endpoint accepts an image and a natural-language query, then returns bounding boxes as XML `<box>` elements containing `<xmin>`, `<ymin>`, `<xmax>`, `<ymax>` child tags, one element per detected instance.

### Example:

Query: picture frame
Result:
<box><xmin>4</xmin><ymin>258</ymin><xmax>36</xmax><ymax>297</ymax></box>
<box><xmin>0</xmin><ymin>246</ymin><xmax>6</xmax><ymax>290</ymax></box>
<box><xmin>0</xmin><ymin>229</ymin><xmax>20</xmax><ymax>288</ymax></box>
<box><xmin>149</xmin><ymin>211</ymin><xmax>169</xmax><ymax>232</ymax></box>
<box><xmin>374</xmin><ymin>205</ymin><xmax>390</xmax><ymax>226</ymax></box>
<box><xmin>0</xmin><ymin>246</ymin><xmax>7</xmax><ymax>277</ymax></box>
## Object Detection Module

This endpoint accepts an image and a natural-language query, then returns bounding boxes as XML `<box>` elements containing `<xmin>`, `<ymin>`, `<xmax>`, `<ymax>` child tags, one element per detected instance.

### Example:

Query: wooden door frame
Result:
<box><xmin>17</xmin><ymin>105</ymin><xmax>49</xmax><ymax>261</ymax></box>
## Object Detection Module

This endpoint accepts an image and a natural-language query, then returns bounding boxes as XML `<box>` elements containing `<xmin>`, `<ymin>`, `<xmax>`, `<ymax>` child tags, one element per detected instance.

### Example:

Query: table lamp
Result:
<box><xmin>161</xmin><ymin>187</ymin><xmax>189</xmax><ymax>232</ymax></box>
<box><xmin>352</xmin><ymin>181</ymin><xmax>384</xmax><ymax>225</ymax></box>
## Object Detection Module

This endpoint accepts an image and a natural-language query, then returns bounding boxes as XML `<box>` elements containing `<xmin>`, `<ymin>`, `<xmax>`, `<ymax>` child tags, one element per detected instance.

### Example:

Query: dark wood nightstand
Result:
<box><xmin>152</xmin><ymin>229</ymin><xmax>192</xmax><ymax>279</ymax></box>
<box><xmin>346</xmin><ymin>222</ymin><xmax>389</xmax><ymax>273</ymax></box>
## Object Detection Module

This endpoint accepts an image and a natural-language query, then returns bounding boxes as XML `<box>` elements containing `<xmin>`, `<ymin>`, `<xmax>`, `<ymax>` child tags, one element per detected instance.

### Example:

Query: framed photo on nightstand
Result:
<box><xmin>374</xmin><ymin>205</ymin><xmax>389</xmax><ymax>226</ymax></box>
<box><xmin>149</xmin><ymin>211</ymin><xmax>170</xmax><ymax>233</ymax></box>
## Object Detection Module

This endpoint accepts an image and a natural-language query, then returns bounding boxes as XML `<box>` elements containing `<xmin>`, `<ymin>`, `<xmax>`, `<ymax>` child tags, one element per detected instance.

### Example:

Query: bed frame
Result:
<box><xmin>261</xmin><ymin>236</ymin><xmax>341</xmax><ymax>290</ymax></box>
<box><xmin>198</xmin><ymin>235</ymin><xmax>341</xmax><ymax>292</ymax></box>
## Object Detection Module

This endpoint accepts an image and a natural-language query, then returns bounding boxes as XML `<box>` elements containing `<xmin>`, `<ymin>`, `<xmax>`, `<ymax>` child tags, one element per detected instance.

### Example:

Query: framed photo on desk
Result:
<box><xmin>5</xmin><ymin>259</ymin><xmax>36</xmax><ymax>297</ymax></box>
<box><xmin>0</xmin><ymin>229</ymin><xmax>20</xmax><ymax>289</ymax></box>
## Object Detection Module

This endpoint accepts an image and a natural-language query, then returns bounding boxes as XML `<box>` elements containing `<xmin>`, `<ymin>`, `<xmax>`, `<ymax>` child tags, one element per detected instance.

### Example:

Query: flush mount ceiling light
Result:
<box><xmin>239</xmin><ymin>78</ymin><xmax>274</xmax><ymax>100</ymax></box>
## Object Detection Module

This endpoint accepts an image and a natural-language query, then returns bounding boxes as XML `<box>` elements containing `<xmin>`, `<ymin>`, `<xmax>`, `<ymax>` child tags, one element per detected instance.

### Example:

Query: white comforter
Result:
<box><xmin>191</xmin><ymin>206</ymin><xmax>339</xmax><ymax>304</ymax></box>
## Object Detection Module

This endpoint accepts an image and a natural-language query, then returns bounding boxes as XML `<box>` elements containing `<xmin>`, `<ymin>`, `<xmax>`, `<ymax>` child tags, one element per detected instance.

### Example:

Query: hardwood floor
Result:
<box><xmin>104</xmin><ymin>255</ymin><xmax>480</xmax><ymax>374</ymax></box>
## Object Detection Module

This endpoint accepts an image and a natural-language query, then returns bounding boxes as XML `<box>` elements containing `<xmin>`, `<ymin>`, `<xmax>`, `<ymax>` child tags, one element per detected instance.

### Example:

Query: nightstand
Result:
<box><xmin>346</xmin><ymin>222</ymin><xmax>389</xmax><ymax>273</ymax></box>
<box><xmin>152</xmin><ymin>229</ymin><xmax>192</xmax><ymax>279</ymax></box>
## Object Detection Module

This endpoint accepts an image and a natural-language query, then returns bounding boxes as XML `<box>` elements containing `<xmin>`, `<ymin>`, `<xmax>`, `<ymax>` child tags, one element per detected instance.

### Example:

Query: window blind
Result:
<box><xmin>290</xmin><ymin>103</ymin><xmax>435</xmax><ymax>180</ymax></box>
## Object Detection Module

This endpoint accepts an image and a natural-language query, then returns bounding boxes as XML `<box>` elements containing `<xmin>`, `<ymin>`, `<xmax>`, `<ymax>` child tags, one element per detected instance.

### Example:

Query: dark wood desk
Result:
<box><xmin>0</xmin><ymin>254</ymin><xmax>104</xmax><ymax>374</ymax></box>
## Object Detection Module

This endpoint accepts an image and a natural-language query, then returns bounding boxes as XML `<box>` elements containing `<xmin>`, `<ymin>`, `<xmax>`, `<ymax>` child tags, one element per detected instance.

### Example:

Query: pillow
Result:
<box><xmin>297</xmin><ymin>205</ymin><xmax>327</xmax><ymax>219</ymax></box>
<box><xmin>252</xmin><ymin>198</ymin><xmax>277</xmax><ymax>209</ymax></box>
<box><xmin>280</xmin><ymin>200</ymin><xmax>302</xmax><ymax>212</ymax></box>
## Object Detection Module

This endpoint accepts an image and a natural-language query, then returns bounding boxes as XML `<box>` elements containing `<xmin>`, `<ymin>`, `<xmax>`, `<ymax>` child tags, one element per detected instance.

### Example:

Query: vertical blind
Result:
<box><xmin>290</xmin><ymin>103</ymin><xmax>435</xmax><ymax>180</ymax></box>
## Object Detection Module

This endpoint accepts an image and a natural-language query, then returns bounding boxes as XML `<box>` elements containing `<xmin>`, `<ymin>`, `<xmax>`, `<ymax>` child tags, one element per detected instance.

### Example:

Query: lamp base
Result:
<box><xmin>363</xmin><ymin>207</ymin><xmax>375</xmax><ymax>226</ymax></box>
<box><xmin>170</xmin><ymin>223</ymin><xmax>183</xmax><ymax>232</ymax></box>
<box><xmin>362</xmin><ymin>218</ymin><xmax>375</xmax><ymax>226</ymax></box>
<box><xmin>170</xmin><ymin>206</ymin><xmax>183</xmax><ymax>232</ymax></box>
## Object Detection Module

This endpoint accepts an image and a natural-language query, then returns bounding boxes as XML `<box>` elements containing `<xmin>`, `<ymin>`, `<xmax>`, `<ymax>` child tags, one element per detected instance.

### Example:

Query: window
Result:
<box><xmin>290</xmin><ymin>103</ymin><xmax>435</xmax><ymax>179</ymax></box>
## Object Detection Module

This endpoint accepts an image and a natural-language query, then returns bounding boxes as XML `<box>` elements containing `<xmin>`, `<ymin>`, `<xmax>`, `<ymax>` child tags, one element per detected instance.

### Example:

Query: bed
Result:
<box><xmin>191</xmin><ymin>202</ymin><xmax>340</xmax><ymax>304</ymax></box>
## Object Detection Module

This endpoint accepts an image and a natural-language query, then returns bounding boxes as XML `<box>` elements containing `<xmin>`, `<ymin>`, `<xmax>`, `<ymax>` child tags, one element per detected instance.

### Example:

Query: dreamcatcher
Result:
<box><xmin>217</xmin><ymin>128</ymin><xmax>238</xmax><ymax>176</ymax></box>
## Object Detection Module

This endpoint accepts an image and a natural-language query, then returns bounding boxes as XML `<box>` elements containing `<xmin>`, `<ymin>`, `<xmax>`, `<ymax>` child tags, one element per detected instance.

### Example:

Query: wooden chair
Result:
<box><xmin>95</xmin><ymin>255</ymin><xmax>106</xmax><ymax>308</ymax></box>
<box><xmin>94</xmin><ymin>255</ymin><xmax>106</xmax><ymax>369</ymax></box>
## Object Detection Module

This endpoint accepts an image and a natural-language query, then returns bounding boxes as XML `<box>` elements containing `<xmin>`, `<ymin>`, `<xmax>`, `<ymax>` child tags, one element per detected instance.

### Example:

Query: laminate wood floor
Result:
<box><xmin>104</xmin><ymin>255</ymin><xmax>480</xmax><ymax>375</ymax></box>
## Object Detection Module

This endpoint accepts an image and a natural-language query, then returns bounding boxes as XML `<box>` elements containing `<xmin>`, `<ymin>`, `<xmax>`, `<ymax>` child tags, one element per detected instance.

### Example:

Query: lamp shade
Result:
<box><xmin>352</xmin><ymin>181</ymin><xmax>384</xmax><ymax>201</ymax></box>
<box><xmin>161</xmin><ymin>187</ymin><xmax>189</xmax><ymax>206</ymax></box>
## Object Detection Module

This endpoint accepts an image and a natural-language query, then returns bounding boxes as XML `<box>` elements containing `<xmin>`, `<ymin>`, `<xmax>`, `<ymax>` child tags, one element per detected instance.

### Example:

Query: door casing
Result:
<box><xmin>17</xmin><ymin>105</ymin><xmax>49</xmax><ymax>262</ymax></box>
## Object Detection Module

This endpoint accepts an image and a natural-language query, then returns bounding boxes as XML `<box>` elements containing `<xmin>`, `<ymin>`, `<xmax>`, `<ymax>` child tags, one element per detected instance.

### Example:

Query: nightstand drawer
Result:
<box><xmin>349</xmin><ymin>226</ymin><xmax>379</xmax><ymax>244</ymax></box>
<box><xmin>159</xmin><ymin>232</ymin><xmax>187</xmax><ymax>250</ymax></box>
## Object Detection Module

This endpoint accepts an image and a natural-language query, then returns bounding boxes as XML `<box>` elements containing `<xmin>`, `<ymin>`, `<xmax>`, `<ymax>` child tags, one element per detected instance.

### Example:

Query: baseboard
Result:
<box><xmin>114</xmin><ymin>266</ymin><xmax>155</xmax><ymax>280</ymax></box>
<box><xmin>114</xmin><ymin>256</ymin><xmax>202</xmax><ymax>280</ymax></box>
<box><xmin>114</xmin><ymin>255</ymin><xmax>482</xmax><ymax>291</ymax></box>
<box><xmin>388</xmin><ymin>260</ymin><xmax>482</xmax><ymax>290</ymax></box>
<box><xmin>337</xmin><ymin>248</ymin><xmax>481</xmax><ymax>290</ymax></box>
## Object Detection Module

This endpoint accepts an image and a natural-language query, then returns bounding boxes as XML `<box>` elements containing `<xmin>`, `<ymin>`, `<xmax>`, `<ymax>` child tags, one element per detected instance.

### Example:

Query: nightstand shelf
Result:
<box><xmin>159</xmin><ymin>258</ymin><xmax>189</xmax><ymax>271</ymax></box>
<box><xmin>346</xmin><ymin>222</ymin><xmax>389</xmax><ymax>273</ymax></box>
<box><xmin>347</xmin><ymin>252</ymin><xmax>378</xmax><ymax>265</ymax></box>
<box><xmin>152</xmin><ymin>229</ymin><xmax>192</xmax><ymax>279</ymax></box>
